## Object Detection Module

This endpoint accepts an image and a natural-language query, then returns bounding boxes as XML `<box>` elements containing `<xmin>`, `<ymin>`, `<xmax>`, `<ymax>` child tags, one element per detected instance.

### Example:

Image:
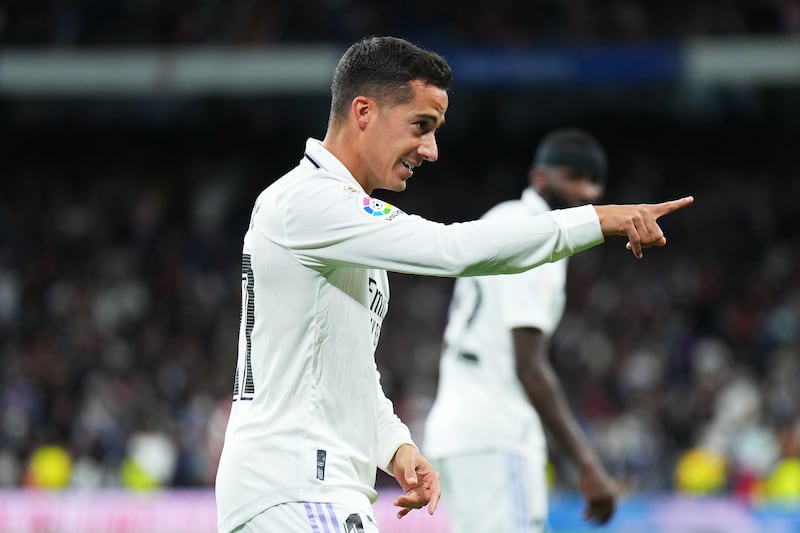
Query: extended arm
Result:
<box><xmin>513</xmin><ymin>327</ymin><xmax>617</xmax><ymax>524</ymax></box>
<box><xmin>276</xmin><ymin>170</ymin><xmax>693</xmax><ymax>273</ymax></box>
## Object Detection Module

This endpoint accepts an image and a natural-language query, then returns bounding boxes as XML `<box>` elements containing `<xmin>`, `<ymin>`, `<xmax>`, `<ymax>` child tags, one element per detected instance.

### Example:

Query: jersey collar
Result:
<box><xmin>303</xmin><ymin>138</ymin><xmax>365</xmax><ymax>191</ymax></box>
<box><xmin>521</xmin><ymin>187</ymin><xmax>551</xmax><ymax>213</ymax></box>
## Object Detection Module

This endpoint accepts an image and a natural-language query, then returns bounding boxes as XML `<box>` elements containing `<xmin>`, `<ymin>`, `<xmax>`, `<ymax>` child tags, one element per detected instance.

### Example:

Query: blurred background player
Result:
<box><xmin>424</xmin><ymin>128</ymin><xmax>618</xmax><ymax>533</ymax></box>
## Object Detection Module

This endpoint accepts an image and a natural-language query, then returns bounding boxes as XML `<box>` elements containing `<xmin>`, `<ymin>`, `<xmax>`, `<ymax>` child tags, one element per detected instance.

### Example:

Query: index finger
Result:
<box><xmin>428</xmin><ymin>484</ymin><xmax>441</xmax><ymax>515</ymax></box>
<box><xmin>650</xmin><ymin>196</ymin><xmax>694</xmax><ymax>219</ymax></box>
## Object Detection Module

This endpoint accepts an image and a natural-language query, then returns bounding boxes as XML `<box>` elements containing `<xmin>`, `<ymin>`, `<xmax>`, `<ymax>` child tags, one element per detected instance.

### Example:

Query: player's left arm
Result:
<box><xmin>513</xmin><ymin>327</ymin><xmax>617</xmax><ymax>524</ymax></box>
<box><xmin>373</xmin><ymin>367</ymin><xmax>441</xmax><ymax>519</ymax></box>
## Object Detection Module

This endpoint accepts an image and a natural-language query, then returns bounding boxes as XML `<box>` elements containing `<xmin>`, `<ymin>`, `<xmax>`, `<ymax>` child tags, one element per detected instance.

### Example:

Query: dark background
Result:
<box><xmin>1</xmin><ymin>0</ymin><xmax>799</xmax><ymax>499</ymax></box>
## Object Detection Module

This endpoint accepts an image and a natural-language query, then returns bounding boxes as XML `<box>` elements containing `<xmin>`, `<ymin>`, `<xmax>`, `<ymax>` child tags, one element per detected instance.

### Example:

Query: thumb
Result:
<box><xmin>403</xmin><ymin>465</ymin><xmax>418</xmax><ymax>486</ymax></box>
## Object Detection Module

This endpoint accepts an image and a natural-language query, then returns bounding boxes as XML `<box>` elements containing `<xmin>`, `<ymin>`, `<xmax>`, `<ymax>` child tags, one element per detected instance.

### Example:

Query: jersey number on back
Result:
<box><xmin>450</xmin><ymin>278</ymin><xmax>482</xmax><ymax>337</ymax></box>
<box><xmin>233</xmin><ymin>253</ymin><xmax>255</xmax><ymax>401</ymax></box>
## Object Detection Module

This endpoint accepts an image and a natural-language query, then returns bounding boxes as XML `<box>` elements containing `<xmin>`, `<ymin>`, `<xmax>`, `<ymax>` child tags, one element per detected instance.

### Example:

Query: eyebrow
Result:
<box><xmin>416</xmin><ymin>113</ymin><xmax>446</xmax><ymax>129</ymax></box>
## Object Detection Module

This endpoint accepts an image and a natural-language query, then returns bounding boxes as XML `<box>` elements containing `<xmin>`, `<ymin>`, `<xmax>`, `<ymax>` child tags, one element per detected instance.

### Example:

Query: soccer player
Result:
<box><xmin>424</xmin><ymin>128</ymin><xmax>618</xmax><ymax>533</ymax></box>
<box><xmin>214</xmin><ymin>36</ymin><xmax>693</xmax><ymax>533</ymax></box>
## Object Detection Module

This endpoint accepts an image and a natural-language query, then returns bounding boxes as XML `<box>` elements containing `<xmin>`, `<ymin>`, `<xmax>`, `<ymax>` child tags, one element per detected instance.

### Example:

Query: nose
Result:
<box><xmin>418</xmin><ymin>133</ymin><xmax>439</xmax><ymax>163</ymax></box>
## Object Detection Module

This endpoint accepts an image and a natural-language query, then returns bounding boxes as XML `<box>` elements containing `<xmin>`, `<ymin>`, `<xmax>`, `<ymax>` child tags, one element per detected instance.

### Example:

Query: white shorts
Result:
<box><xmin>232</xmin><ymin>501</ymin><xmax>380</xmax><ymax>533</ymax></box>
<box><xmin>436</xmin><ymin>450</ymin><xmax>548</xmax><ymax>533</ymax></box>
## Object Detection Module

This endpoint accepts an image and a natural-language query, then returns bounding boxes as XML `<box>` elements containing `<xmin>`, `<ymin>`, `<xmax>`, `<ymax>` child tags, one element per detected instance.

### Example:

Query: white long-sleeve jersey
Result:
<box><xmin>215</xmin><ymin>139</ymin><xmax>603</xmax><ymax>532</ymax></box>
<box><xmin>424</xmin><ymin>188</ymin><xmax>566</xmax><ymax>461</ymax></box>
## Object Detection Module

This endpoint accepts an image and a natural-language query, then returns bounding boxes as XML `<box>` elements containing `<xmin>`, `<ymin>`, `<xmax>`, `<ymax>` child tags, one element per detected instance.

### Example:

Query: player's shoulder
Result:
<box><xmin>482</xmin><ymin>198</ymin><xmax>527</xmax><ymax>220</ymax></box>
<box><xmin>263</xmin><ymin>163</ymin><xmax>353</xmax><ymax>205</ymax></box>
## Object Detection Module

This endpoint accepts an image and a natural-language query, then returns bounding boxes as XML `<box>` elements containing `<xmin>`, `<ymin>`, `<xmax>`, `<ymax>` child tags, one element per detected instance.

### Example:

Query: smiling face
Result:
<box><xmin>357</xmin><ymin>80</ymin><xmax>448</xmax><ymax>194</ymax></box>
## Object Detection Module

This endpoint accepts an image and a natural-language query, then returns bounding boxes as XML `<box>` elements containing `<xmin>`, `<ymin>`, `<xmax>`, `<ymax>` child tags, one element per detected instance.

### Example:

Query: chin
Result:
<box><xmin>387</xmin><ymin>178</ymin><xmax>408</xmax><ymax>192</ymax></box>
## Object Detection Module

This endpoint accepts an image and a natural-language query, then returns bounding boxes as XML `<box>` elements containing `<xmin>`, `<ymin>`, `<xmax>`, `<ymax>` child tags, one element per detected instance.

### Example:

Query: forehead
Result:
<box><xmin>401</xmin><ymin>79</ymin><xmax>448</xmax><ymax>125</ymax></box>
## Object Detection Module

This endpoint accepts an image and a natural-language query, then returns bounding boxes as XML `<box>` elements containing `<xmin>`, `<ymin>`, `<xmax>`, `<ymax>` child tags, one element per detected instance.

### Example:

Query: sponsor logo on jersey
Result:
<box><xmin>368</xmin><ymin>277</ymin><xmax>388</xmax><ymax>346</ymax></box>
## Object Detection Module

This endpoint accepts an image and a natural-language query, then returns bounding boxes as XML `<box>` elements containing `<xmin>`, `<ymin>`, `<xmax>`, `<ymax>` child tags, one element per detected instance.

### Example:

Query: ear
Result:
<box><xmin>352</xmin><ymin>96</ymin><xmax>374</xmax><ymax>131</ymax></box>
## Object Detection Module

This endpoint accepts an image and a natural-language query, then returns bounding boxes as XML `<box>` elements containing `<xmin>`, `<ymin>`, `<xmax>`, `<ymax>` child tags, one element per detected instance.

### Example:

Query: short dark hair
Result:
<box><xmin>329</xmin><ymin>36</ymin><xmax>453</xmax><ymax>123</ymax></box>
<box><xmin>533</xmin><ymin>128</ymin><xmax>608</xmax><ymax>184</ymax></box>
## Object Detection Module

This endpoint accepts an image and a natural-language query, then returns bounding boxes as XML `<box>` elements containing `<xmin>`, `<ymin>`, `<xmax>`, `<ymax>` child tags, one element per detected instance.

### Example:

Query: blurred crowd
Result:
<box><xmin>2</xmin><ymin>0</ymin><xmax>800</xmax><ymax>507</ymax></box>
<box><xmin>2</xmin><ymin>88</ymin><xmax>799</xmax><ymax>504</ymax></box>
<box><xmin>2</xmin><ymin>0</ymin><xmax>800</xmax><ymax>47</ymax></box>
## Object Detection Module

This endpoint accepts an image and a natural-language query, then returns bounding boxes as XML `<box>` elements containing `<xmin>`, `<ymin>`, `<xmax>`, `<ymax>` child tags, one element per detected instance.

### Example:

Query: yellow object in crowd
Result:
<box><xmin>26</xmin><ymin>445</ymin><xmax>72</xmax><ymax>489</ymax></box>
<box><xmin>674</xmin><ymin>447</ymin><xmax>727</xmax><ymax>495</ymax></box>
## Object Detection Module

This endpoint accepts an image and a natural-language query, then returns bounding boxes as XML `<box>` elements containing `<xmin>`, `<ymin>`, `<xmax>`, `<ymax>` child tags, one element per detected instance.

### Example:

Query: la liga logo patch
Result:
<box><xmin>358</xmin><ymin>193</ymin><xmax>402</xmax><ymax>220</ymax></box>
<box><xmin>363</xmin><ymin>196</ymin><xmax>392</xmax><ymax>216</ymax></box>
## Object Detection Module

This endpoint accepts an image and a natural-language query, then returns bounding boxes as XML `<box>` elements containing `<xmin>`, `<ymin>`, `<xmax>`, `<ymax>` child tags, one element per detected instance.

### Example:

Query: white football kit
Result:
<box><xmin>424</xmin><ymin>188</ymin><xmax>566</xmax><ymax>533</ymax></box>
<box><xmin>215</xmin><ymin>140</ymin><xmax>602</xmax><ymax>532</ymax></box>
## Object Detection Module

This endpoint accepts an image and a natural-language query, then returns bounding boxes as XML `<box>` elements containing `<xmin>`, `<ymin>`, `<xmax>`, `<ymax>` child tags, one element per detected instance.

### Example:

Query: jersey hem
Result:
<box><xmin>217</xmin><ymin>488</ymin><xmax>374</xmax><ymax>533</ymax></box>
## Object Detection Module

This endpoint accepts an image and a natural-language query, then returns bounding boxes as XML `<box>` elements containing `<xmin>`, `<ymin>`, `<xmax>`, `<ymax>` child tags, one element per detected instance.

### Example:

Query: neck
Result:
<box><xmin>322</xmin><ymin>127</ymin><xmax>370</xmax><ymax>193</ymax></box>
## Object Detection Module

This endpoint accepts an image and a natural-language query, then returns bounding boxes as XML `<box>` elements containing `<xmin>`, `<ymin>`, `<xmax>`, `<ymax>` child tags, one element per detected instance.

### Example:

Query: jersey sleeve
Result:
<box><xmin>497</xmin><ymin>261</ymin><xmax>566</xmax><ymax>336</ymax></box>
<box><xmin>373</xmin><ymin>369</ymin><xmax>415</xmax><ymax>474</ymax></box>
<box><xmin>267</xmin><ymin>173</ymin><xmax>603</xmax><ymax>277</ymax></box>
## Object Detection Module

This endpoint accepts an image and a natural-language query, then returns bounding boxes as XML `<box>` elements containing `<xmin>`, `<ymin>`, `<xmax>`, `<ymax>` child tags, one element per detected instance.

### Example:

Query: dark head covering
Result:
<box><xmin>533</xmin><ymin>128</ymin><xmax>608</xmax><ymax>184</ymax></box>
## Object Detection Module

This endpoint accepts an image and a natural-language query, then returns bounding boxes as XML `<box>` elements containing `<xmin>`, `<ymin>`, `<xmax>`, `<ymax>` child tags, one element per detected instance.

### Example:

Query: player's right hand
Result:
<box><xmin>594</xmin><ymin>195</ymin><xmax>694</xmax><ymax>259</ymax></box>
